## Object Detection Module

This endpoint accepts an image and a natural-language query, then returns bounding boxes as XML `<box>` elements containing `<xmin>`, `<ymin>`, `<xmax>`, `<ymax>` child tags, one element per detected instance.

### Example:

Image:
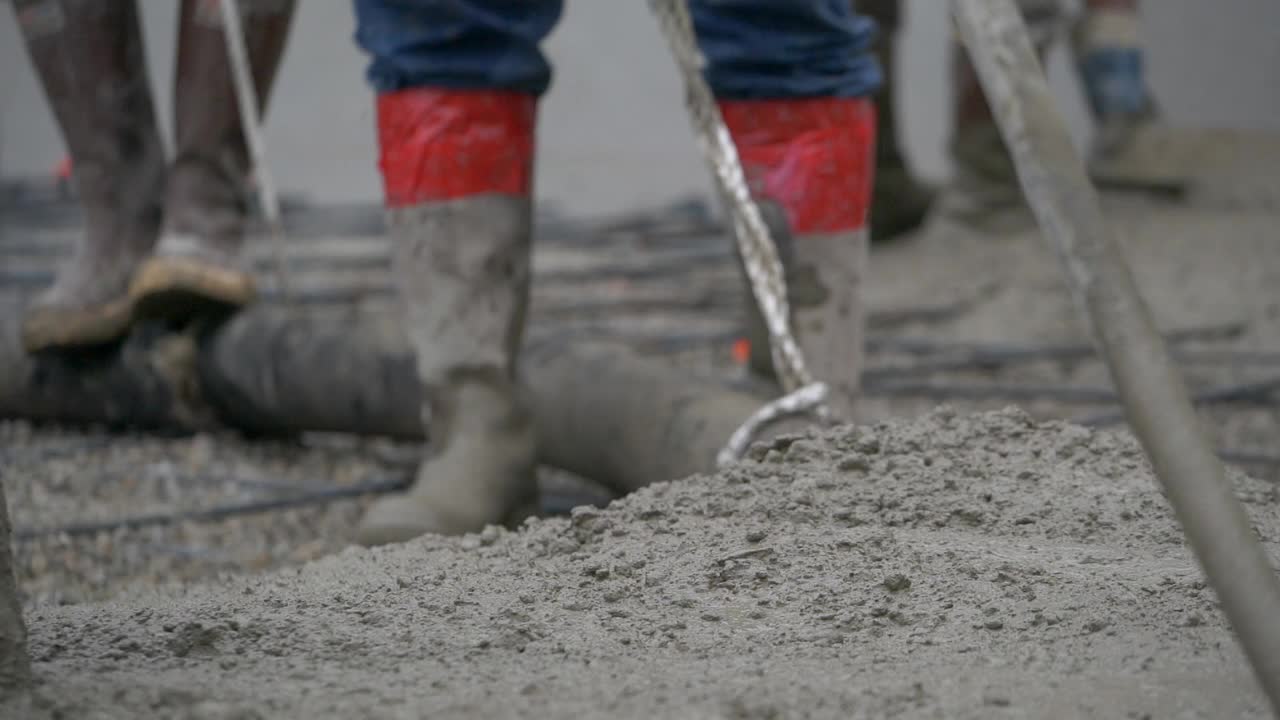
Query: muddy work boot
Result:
<box><xmin>13</xmin><ymin>0</ymin><xmax>165</xmax><ymax>351</ymax></box>
<box><xmin>933</xmin><ymin>44</ymin><xmax>1025</xmax><ymax>232</ymax></box>
<box><xmin>935</xmin><ymin>0</ymin><xmax>1065</xmax><ymax>232</ymax></box>
<box><xmin>721</xmin><ymin>97</ymin><xmax>874</xmax><ymax>419</ymax></box>
<box><xmin>861</xmin><ymin>0</ymin><xmax>934</xmax><ymax>243</ymax></box>
<box><xmin>131</xmin><ymin>0</ymin><xmax>295</xmax><ymax>321</ymax></box>
<box><xmin>1072</xmin><ymin>3</ymin><xmax>1189</xmax><ymax>191</ymax></box>
<box><xmin>938</xmin><ymin>116</ymin><xmax>1028</xmax><ymax>233</ymax></box>
<box><xmin>356</xmin><ymin>89</ymin><xmax>539</xmax><ymax>546</ymax></box>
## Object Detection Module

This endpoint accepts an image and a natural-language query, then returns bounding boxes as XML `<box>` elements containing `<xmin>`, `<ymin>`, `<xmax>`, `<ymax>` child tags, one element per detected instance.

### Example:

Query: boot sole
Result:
<box><xmin>355</xmin><ymin>491</ymin><xmax>541</xmax><ymax>548</ymax></box>
<box><xmin>129</xmin><ymin>256</ymin><xmax>255</xmax><ymax>323</ymax></box>
<box><xmin>21</xmin><ymin>296</ymin><xmax>136</xmax><ymax>352</ymax></box>
<box><xmin>1090</xmin><ymin>163</ymin><xmax>1189</xmax><ymax>194</ymax></box>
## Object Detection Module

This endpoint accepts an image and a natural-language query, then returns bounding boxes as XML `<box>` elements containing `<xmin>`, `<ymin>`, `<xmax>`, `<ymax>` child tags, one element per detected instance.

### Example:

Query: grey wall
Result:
<box><xmin>2</xmin><ymin>1</ymin><xmax>1278</xmax><ymax>219</ymax></box>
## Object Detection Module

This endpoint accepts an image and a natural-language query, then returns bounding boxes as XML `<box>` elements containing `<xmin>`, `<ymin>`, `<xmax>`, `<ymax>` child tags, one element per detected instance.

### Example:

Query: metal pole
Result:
<box><xmin>952</xmin><ymin>0</ymin><xmax>1280</xmax><ymax>711</ymax></box>
<box><xmin>217</xmin><ymin>0</ymin><xmax>291</xmax><ymax>301</ymax></box>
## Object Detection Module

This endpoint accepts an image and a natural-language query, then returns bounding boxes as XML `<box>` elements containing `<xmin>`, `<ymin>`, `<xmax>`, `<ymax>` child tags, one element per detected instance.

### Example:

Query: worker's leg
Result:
<box><xmin>1076</xmin><ymin>0</ymin><xmax>1149</xmax><ymax>126</ymax></box>
<box><xmin>938</xmin><ymin>0</ymin><xmax>1064</xmax><ymax>229</ymax></box>
<box><xmin>130</xmin><ymin>0</ymin><xmax>296</xmax><ymax>321</ymax></box>
<box><xmin>12</xmin><ymin>0</ymin><xmax>165</xmax><ymax>351</ymax></box>
<box><xmin>692</xmin><ymin>0</ymin><xmax>879</xmax><ymax>417</ymax></box>
<box><xmin>861</xmin><ymin>0</ymin><xmax>934</xmax><ymax>243</ymax></box>
<box><xmin>1072</xmin><ymin>0</ymin><xmax>1183</xmax><ymax>187</ymax></box>
<box><xmin>352</xmin><ymin>0</ymin><xmax>562</xmax><ymax>545</ymax></box>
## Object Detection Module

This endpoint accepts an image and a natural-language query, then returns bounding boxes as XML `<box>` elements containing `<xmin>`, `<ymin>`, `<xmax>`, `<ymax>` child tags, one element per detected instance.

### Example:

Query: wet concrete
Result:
<box><xmin>15</xmin><ymin>408</ymin><xmax>1278</xmax><ymax>718</ymax></box>
<box><xmin>5</xmin><ymin>189</ymin><xmax>1280</xmax><ymax>716</ymax></box>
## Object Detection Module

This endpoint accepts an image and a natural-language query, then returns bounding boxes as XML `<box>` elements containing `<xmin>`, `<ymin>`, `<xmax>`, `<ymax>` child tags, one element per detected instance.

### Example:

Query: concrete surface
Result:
<box><xmin>14</xmin><ymin>408</ymin><xmax>1279</xmax><ymax>718</ymax></box>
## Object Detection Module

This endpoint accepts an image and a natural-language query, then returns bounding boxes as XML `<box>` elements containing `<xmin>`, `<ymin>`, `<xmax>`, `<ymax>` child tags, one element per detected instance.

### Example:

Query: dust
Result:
<box><xmin>15</xmin><ymin>408</ymin><xmax>1275</xmax><ymax>718</ymax></box>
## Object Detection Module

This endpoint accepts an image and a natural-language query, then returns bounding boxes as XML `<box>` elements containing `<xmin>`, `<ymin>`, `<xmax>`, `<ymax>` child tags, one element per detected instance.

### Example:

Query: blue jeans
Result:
<box><xmin>353</xmin><ymin>0</ymin><xmax>881</xmax><ymax>99</ymax></box>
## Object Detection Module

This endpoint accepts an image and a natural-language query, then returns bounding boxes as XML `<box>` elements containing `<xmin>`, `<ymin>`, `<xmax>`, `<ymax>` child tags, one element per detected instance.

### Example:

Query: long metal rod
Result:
<box><xmin>953</xmin><ymin>0</ymin><xmax>1280</xmax><ymax>711</ymax></box>
<box><xmin>217</xmin><ymin>0</ymin><xmax>291</xmax><ymax>301</ymax></box>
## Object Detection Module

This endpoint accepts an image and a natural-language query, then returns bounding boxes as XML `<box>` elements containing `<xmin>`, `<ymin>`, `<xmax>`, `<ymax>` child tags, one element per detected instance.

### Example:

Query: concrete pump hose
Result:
<box><xmin>953</xmin><ymin>0</ymin><xmax>1280</xmax><ymax>712</ymax></box>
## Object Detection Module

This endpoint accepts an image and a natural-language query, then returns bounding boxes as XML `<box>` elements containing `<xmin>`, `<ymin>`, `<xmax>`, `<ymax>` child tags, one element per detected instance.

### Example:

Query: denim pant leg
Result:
<box><xmin>353</xmin><ymin>0</ymin><xmax>564</xmax><ymax>95</ymax></box>
<box><xmin>690</xmin><ymin>0</ymin><xmax>882</xmax><ymax>99</ymax></box>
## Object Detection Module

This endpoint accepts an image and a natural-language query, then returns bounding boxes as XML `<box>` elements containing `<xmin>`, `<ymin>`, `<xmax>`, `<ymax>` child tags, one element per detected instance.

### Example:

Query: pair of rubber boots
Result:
<box><xmin>14</xmin><ymin>0</ymin><xmax>295</xmax><ymax>352</ymax></box>
<box><xmin>938</xmin><ymin>0</ymin><xmax>1180</xmax><ymax>231</ymax></box>
<box><xmin>356</xmin><ymin>90</ymin><xmax>876</xmax><ymax>546</ymax></box>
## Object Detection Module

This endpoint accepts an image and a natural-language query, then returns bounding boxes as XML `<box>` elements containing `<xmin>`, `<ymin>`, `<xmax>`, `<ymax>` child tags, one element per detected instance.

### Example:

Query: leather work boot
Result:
<box><xmin>356</xmin><ymin>89</ymin><xmax>539</xmax><ymax>546</ymax></box>
<box><xmin>934</xmin><ymin>0</ymin><xmax>1065</xmax><ymax>232</ymax></box>
<box><xmin>861</xmin><ymin>0</ymin><xmax>934</xmax><ymax>243</ymax></box>
<box><xmin>13</xmin><ymin>0</ymin><xmax>165</xmax><ymax>351</ymax></box>
<box><xmin>722</xmin><ymin>97</ymin><xmax>875</xmax><ymax>420</ymax></box>
<box><xmin>130</xmin><ymin>0</ymin><xmax>295</xmax><ymax>321</ymax></box>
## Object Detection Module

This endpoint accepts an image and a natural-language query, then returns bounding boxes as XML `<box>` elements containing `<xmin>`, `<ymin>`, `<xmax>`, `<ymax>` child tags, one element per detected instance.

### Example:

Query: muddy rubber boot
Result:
<box><xmin>13</xmin><ymin>0</ymin><xmax>165</xmax><ymax>351</ymax></box>
<box><xmin>722</xmin><ymin>98</ymin><xmax>875</xmax><ymax>419</ymax></box>
<box><xmin>1072</xmin><ymin>3</ymin><xmax>1190</xmax><ymax>191</ymax></box>
<box><xmin>862</xmin><ymin>0</ymin><xmax>934</xmax><ymax>243</ymax></box>
<box><xmin>356</xmin><ymin>89</ymin><xmax>539</xmax><ymax>546</ymax></box>
<box><xmin>130</xmin><ymin>0</ymin><xmax>296</xmax><ymax>321</ymax></box>
<box><xmin>934</xmin><ymin>0</ymin><xmax>1064</xmax><ymax>232</ymax></box>
<box><xmin>934</xmin><ymin>47</ymin><xmax>1028</xmax><ymax>233</ymax></box>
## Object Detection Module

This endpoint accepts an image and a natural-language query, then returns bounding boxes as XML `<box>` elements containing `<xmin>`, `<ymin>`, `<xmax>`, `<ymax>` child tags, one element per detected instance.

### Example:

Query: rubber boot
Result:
<box><xmin>130</xmin><ymin>0</ymin><xmax>296</xmax><ymax>321</ymax></box>
<box><xmin>861</xmin><ymin>0</ymin><xmax>934</xmax><ymax>243</ymax></box>
<box><xmin>1072</xmin><ymin>1</ymin><xmax>1189</xmax><ymax>191</ymax></box>
<box><xmin>723</xmin><ymin>98</ymin><xmax>875</xmax><ymax>419</ymax></box>
<box><xmin>356</xmin><ymin>89</ymin><xmax>539</xmax><ymax>546</ymax></box>
<box><xmin>13</xmin><ymin>0</ymin><xmax>165</xmax><ymax>351</ymax></box>
<box><xmin>935</xmin><ymin>0</ymin><xmax>1064</xmax><ymax>232</ymax></box>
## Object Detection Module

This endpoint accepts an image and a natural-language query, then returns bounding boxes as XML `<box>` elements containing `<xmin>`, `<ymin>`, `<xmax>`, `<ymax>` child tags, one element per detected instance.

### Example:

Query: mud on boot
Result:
<box><xmin>352</xmin><ymin>85</ymin><xmax>541</xmax><ymax>544</ymax></box>
<box><xmin>356</xmin><ymin>194</ymin><xmax>538</xmax><ymax>545</ymax></box>
<box><xmin>735</xmin><ymin>201</ymin><xmax>868</xmax><ymax>421</ymax></box>
<box><xmin>720</xmin><ymin>97</ymin><xmax>875</xmax><ymax>419</ymax></box>
<box><xmin>357</xmin><ymin>373</ymin><xmax>538</xmax><ymax>545</ymax></box>
<box><xmin>932</xmin><ymin>0</ymin><xmax>1066</xmax><ymax>233</ymax></box>
<box><xmin>130</xmin><ymin>0</ymin><xmax>295</xmax><ymax>322</ymax></box>
<box><xmin>933</xmin><ymin>122</ymin><xmax>1032</xmax><ymax>234</ymax></box>
<box><xmin>14</xmin><ymin>0</ymin><xmax>166</xmax><ymax>351</ymax></box>
<box><xmin>1086</xmin><ymin>109</ymin><xmax>1194</xmax><ymax>192</ymax></box>
<box><xmin>1072</xmin><ymin>4</ymin><xmax>1190</xmax><ymax>192</ymax></box>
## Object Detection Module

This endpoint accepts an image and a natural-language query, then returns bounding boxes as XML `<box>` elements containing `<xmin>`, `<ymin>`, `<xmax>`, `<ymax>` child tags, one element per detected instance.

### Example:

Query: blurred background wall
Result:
<box><xmin>2</xmin><ymin>0</ymin><xmax>1277</xmax><ymax>219</ymax></box>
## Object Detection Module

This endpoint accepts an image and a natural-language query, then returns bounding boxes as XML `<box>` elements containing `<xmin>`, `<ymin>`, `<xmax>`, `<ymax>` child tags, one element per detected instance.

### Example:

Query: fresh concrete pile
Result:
<box><xmin>16</xmin><ymin>408</ymin><xmax>1274</xmax><ymax>718</ymax></box>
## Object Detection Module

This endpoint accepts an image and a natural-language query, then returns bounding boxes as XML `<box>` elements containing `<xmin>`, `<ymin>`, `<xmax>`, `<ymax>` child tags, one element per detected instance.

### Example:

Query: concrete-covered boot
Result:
<box><xmin>1072</xmin><ymin>1</ymin><xmax>1189</xmax><ymax>190</ymax></box>
<box><xmin>934</xmin><ymin>0</ymin><xmax>1064</xmax><ymax>232</ymax></box>
<box><xmin>357</xmin><ymin>89</ymin><xmax>539</xmax><ymax>546</ymax></box>
<box><xmin>130</xmin><ymin>0</ymin><xmax>295</xmax><ymax>320</ymax></box>
<box><xmin>13</xmin><ymin>0</ymin><xmax>165</xmax><ymax>351</ymax></box>
<box><xmin>721</xmin><ymin>97</ymin><xmax>875</xmax><ymax>419</ymax></box>
<box><xmin>861</xmin><ymin>0</ymin><xmax>934</xmax><ymax>243</ymax></box>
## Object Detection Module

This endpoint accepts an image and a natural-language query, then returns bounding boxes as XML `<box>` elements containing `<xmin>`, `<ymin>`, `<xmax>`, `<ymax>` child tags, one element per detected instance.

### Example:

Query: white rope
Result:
<box><xmin>715</xmin><ymin>382</ymin><xmax>830</xmax><ymax>468</ymax></box>
<box><xmin>647</xmin><ymin>0</ymin><xmax>837</xmax><ymax>467</ymax></box>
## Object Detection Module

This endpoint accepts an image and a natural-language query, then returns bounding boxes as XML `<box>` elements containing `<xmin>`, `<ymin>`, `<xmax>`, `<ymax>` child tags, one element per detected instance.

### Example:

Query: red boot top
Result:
<box><xmin>718</xmin><ymin>97</ymin><xmax>876</xmax><ymax>235</ymax></box>
<box><xmin>377</xmin><ymin>88</ymin><xmax>537</xmax><ymax>208</ymax></box>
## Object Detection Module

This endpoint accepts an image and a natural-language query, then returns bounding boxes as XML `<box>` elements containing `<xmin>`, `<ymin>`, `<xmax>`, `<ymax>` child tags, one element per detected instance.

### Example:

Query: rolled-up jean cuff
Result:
<box><xmin>692</xmin><ymin>0</ymin><xmax>882</xmax><ymax>99</ymax></box>
<box><xmin>353</xmin><ymin>0</ymin><xmax>881</xmax><ymax>100</ymax></box>
<box><xmin>354</xmin><ymin>0</ymin><xmax>564</xmax><ymax>96</ymax></box>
